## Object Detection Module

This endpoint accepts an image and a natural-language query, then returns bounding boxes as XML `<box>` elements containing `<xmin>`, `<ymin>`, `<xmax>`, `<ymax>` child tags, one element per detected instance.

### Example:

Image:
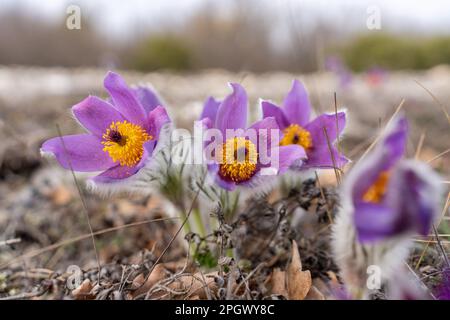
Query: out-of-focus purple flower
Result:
<box><xmin>261</xmin><ymin>80</ymin><xmax>348</xmax><ymax>170</ymax></box>
<box><xmin>343</xmin><ymin>115</ymin><xmax>441</xmax><ymax>243</ymax></box>
<box><xmin>325</xmin><ymin>56</ymin><xmax>353</xmax><ymax>88</ymax></box>
<box><xmin>41</xmin><ymin>71</ymin><xmax>171</xmax><ymax>184</ymax></box>
<box><xmin>199</xmin><ymin>83</ymin><xmax>306</xmax><ymax>191</ymax></box>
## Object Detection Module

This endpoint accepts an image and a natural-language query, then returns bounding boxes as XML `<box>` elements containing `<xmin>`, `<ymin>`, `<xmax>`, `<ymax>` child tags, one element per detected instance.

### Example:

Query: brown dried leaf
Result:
<box><xmin>130</xmin><ymin>264</ymin><xmax>166</xmax><ymax>298</ymax></box>
<box><xmin>287</xmin><ymin>240</ymin><xmax>312</xmax><ymax>300</ymax></box>
<box><xmin>72</xmin><ymin>279</ymin><xmax>94</xmax><ymax>300</ymax></box>
<box><xmin>270</xmin><ymin>268</ymin><xmax>288</xmax><ymax>297</ymax></box>
<box><xmin>305</xmin><ymin>285</ymin><xmax>325</xmax><ymax>300</ymax></box>
<box><xmin>168</xmin><ymin>272</ymin><xmax>218</xmax><ymax>299</ymax></box>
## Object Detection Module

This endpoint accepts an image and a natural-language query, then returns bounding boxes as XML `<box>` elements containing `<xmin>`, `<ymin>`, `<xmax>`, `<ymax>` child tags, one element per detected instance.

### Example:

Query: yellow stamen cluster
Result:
<box><xmin>101</xmin><ymin>121</ymin><xmax>151</xmax><ymax>167</ymax></box>
<box><xmin>362</xmin><ymin>171</ymin><xmax>390</xmax><ymax>203</ymax></box>
<box><xmin>279</xmin><ymin>124</ymin><xmax>312</xmax><ymax>149</ymax></box>
<box><xmin>217</xmin><ymin>137</ymin><xmax>258</xmax><ymax>183</ymax></box>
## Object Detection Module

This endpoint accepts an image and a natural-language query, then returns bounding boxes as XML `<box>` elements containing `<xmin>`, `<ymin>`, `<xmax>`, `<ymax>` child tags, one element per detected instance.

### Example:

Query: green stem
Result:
<box><xmin>192</xmin><ymin>207</ymin><xmax>207</xmax><ymax>238</ymax></box>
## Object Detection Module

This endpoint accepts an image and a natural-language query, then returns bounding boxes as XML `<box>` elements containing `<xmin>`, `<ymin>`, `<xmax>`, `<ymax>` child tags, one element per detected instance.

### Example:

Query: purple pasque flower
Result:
<box><xmin>343</xmin><ymin>115</ymin><xmax>441</xmax><ymax>243</ymax></box>
<box><xmin>261</xmin><ymin>80</ymin><xmax>348</xmax><ymax>170</ymax></box>
<box><xmin>41</xmin><ymin>71</ymin><xmax>171</xmax><ymax>184</ymax></box>
<box><xmin>325</xmin><ymin>56</ymin><xmax>353</xmax><ymax>88</ymax></box>
<box><xmin>200</xmin><ymin>83</ymin><xmax>306</xmax><ymax>191</ymax></box>
<box><xmin>436</xmin><ymin>268</ymin><xmax>450</xmax><ymax>300</ymax></box>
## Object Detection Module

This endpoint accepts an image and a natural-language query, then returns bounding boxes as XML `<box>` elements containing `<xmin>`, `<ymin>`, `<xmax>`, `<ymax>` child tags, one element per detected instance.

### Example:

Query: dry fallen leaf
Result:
<box><xmin>130</xmin><ymin>263</ymin><xmax>166</xmax><ymax>298</ymax></box>
<box><xmin>305</xmin><ymin>285</ymin><xmax>325</xmax><ymax>300</ymax></box>
<box><xmin>168</xmin><ymin>272</ymin><xmax>219</xmax><ymax>299</ymax></box>
<box><xmin>72</xmin><ymin>279</ymin><xmax>94</xmax><ymax>300</ymax></box>
<box><xmin>270</xmin><ymin>268</ymin><xmax>288</xmax><ymax>297</ymax></box>
<box><xmin>286</xmin><ymin>240</ymin><xmax>312</xmax><ymax>300</ymax></box>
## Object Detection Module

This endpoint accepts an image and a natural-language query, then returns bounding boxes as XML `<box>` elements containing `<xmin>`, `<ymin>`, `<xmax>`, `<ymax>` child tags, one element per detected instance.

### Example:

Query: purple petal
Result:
<box><xmin>350</xmin><ymin>115</ymin><xmax>408</xmax><ymax>202</ymax></box>
<box><xmin>354</xmin><ymin>202</ymin><xmax>398</xmax><ymax>242</ymax></box>
<box><xmin>277</xmin><ymin>145</ymin><xmax>307</xmax><ymax>174</ymax></box>
<box><xmin>386</xmin><ymin>160</ymin><xmax>441</xmax><ymax>237</ymax></box>
<box><xmin>92</xmin><ymin>148</ymin><xmax>148</xmax><ymax>183</ymax></box>
<box><xmin>41</xmin><ymin>134</ymin><xmax>114</xmax><ymax>172</ymax></box>
<box><xmin>282</xmin><ymin>80</ymin><xmax>311</xmax><ymax>126</ymax></box>
<box><xmin>72</xmin><ymin>96</ymin><xmax>125</xmax><ymax>137</ymax></box>
<box><xmin>200</xmin><ymin>96</ymin><xmax>220</xmax><ymax>123</ymax></box>
<box><xmin>132</xmin><ymin>85</ymin><xmax>163</xmax><ymax>114</ymax></box>
<box><xmin>207</xmin><ymin>163</ymin><xmax>236</xmax><ymax>191</ymax></box>
<box><xmin>304</xmin><ymin>112</ymin><xmax>346</xmax><ymax>145</ymax></box>
<box><xmin>302</xmin><ymin>144</ymin><xmax>349</xmax><ymax>169</ymax></box>
<box><xmin>215</xmin><ymin>83</ymin><xmax>247</xmax><ymax>134</ymax></box>
<box><xmin>146</xmin><ymin>106</ymin><xmax>171</xmax><ymax>139</ymax></box>
<box><xmin>103</xmin><ymin>71</ymin><xmax>146</xmax><ymax>126</ymax></box>
<box><xmin>247</xmin><ymin>116</ymin><xmax>280</xmax><ymax>150</ymax></box>
<box><xmin>261</xmin><ymin>100</ymin><xmax>290</xmax><ymax>129</ymax></box>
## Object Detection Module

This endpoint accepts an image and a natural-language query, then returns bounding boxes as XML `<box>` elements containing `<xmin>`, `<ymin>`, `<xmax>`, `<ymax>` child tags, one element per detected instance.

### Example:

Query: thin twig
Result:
<box><xmin>414</xmin><ymin>79</ymin><xmax>450</xmax><ymax>125</ymax></box>
<box><xmin>358</xmin><ymin>99</ymin><xmax>405</xmax><ymax>163</ymax></box>
<box><xmin>56</xmin><ymin>124</ymin><xmax>101</xmax><ymax>282</ymax></box>
<box><xmin>322</xmin><ymin>127</ymin><xmax>341</xmax><ymax>185</ymax></box>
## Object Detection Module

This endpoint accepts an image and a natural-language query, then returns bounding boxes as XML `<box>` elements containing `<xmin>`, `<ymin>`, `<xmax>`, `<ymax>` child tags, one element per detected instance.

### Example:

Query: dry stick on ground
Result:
<box><xmin>357</xmin><ymin>99</ymin><xmax>406</xmax><ymax>164</ymax></box>
<box><xmin>56</xmin><ymin>125</ymin><xmax>101</xmax><ymax>283</ymax></box>
<box><xmin>0</xmin><ymin>238</ymin><xmax>21</xmax><ymax>247</ymax></box>
<box><xmin>0</xmin><ymin>217</ymin><xmax>179</xmax><ymax>270</ymax></box>
<box><xmin>415</xmin><ymin>192</ymin><xmax>450</xmax><ymax>269</ymax></box>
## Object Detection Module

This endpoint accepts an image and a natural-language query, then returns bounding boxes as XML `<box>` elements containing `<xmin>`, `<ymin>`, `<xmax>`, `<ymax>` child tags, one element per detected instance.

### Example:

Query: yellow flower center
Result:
<box><xmin>279</xmin><ymin>124</ymin><xmax>312</xmax><ymax>149</ymax></box>
<box><xmin>362</xmin><ymin>171</ymin><xmax>390</xmax><ymax>203</ymax></box>
<box><xmin>217</xmin><ymin>137</ymin><xmax>258</xmax><ymax>183</ymax></box>
<box><xmin>101</xmin><ymin>121</ymin><xmax>152</xmax><ymax>167</ymax></box>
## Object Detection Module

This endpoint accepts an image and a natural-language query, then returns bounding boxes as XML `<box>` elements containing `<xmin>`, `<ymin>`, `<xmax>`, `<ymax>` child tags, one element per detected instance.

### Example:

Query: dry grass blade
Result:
<box><xmin>358</xmin><ymin>98</ymin><xmax>405</xmax><ymax>163</ymax></box>
<box><xmin>56</xmin><ymin>124</ymin><xmax>101</xmax><ymax>281</ymax></box>
<box><xmin>415</xmin><ymin>192</ymin><xmax>450</xmax><ymax>269</ymax></box>
<box><xmin>414</xmin><ymin>131</ymin><xmax>426</xmax><ymax>159</ymax></box>
<box><xmin>414</xmin><ymin>79</ymin><xmax>450</xmax><ymax>125</ymax></box>
<box><xmin>322</xmin><ymin>127</ymin><xmax>341</xmax><ymax>185</ymax></box>
<box><xmin>426</xmin><ymin>148</ymin><xmax>450</xmax><ymax>164</ymax></box>
<box><xmin>314</xmin><ymin>171</ymin><xmax>333</xmax><ymax>223</ymax></box>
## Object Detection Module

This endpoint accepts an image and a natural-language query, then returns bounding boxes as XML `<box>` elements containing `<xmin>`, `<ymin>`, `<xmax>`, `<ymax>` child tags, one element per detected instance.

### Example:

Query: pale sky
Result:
<box><xmin>2</xmin><ymin>0</ymin><xmax>450</xmax><ymax>40</ymax></box>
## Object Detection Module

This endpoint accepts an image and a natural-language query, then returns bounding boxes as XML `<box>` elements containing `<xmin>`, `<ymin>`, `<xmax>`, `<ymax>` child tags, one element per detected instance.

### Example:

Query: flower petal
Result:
<box><xmin>103</xmin><ymin>71</ymin><xmax>147</xmax><ymax>126</ymax></box>
<box><xmin>146</xmin><ymin>106</ymin><xmax>171</xmax><ymax>139</ymax></box>
<box><xmin>350</xmin><ymin>115</ymin><xmax>408</xmax><ymax>202</ymax></box>
<box><xmin>282</xmin><ymin>79</ymin><xmax>311</xmax><ymax>126</ymax></box>
<box><xmin>132</xmin><ymin>85</ymin><xmax>163</xmax><ymax>114</ymax></box>
<box><xmin>304</xmin><ymin>112</ymin><xmax>346</xmax><ymax>145</ymax></box>
<box><xmin>92</xmin><ymin>148</ymin><xmax>148</xmax><ymax>183</ymax></box>
<box><xmin>215</xmin><ymin>83</ymin><xmax>247</xmax><ymax>135</ymax></box>
<box><xmin>72</xmin><ymin>96</ymin><xmax>125</xmax><ymax>137</ymax></box>
<box><xmin>41</xmin><ymin>134</ymin><xmax>114</xmax><ymax>172</ymax></box>
<box><xmin>207</xmin><ymin>163</ymin><xmax>236</xmax><ymax>191</ymax></box>
<box><xmin>200</xmin><ymin>96</ymin><xmax>220</xmax><ymax>123</ymax></box>
<box><xmin>386</xmin><ymin>160</ymin><xmax>441</xmax><ymax>237</ymax></box>
<box><xmin>303</xmin><ymin>144</ymin><xmax>349</xmax><ymax>169</ymax></box>
<box><xmin>261</xmin><ymin>100</ymin><xmax>290</xmax><ymax>129</ymax></box>
<box><xmin>277</xmin><ymin>145</ymin><xmax>307</xmax><ymax>174</ymax></box>
<box><xmin>354</xmin><ymin>202</ymin><xmax>398</xmax><ymax>242</ymax></box>
<box><xmin>247</xmin><ymin>116</ymin><xmax>280</xmax><ymax>150</ymax></box>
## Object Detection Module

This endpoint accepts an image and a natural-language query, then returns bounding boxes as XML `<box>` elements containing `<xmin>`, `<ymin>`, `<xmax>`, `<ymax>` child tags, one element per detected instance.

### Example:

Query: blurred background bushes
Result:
<box><xmin>341</xmin><ymin>33</ymin><xmax>450</xmax><ymax>71</ymax></box>
<box><xmin>1</xmin><ymin>2</ymin><xmax>449</xmax><ymax>73</ymax></box>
